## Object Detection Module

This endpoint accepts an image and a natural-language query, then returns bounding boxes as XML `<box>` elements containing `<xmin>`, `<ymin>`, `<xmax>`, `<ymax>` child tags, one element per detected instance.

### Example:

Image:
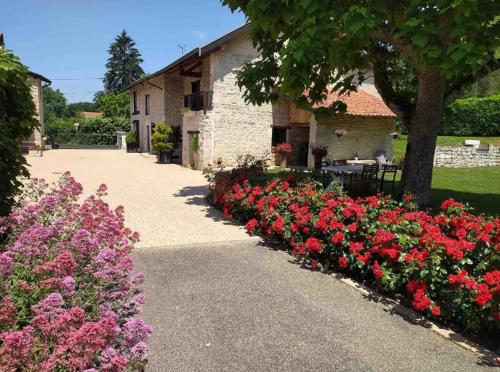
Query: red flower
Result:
<box><xmin>245</xmin><ymin>219</ymin><xmax>258</xmax><ymax>234</ymax></box>
<box><xmin>305</xmin><ymin>237</ymin><xmax>323</xmax><ymax>253</ymax></box>
<box><xmin>311</xmin><ymin>259</ymin><xmax>318</xmax><ymax>270</ymax></box>
<box><xmin>475</xmin><ymin>284</ymin><xmax>492</xmax><ymax>307</ymax></box>
<box><xmin>315</xmin><ymin>218</ymin><xmax>328</xmax><ymax>233</ymax></box>
<box><xmin>412</xmin><ymin>289</ymin><xmax>431</xmax><ymax>311</ymax></box>
<box><xmin>273</xmin><ymin>215</ymin><xmax>285</xmax><ymax>234</ymax></box>
<box><xmin>431</xmin><ymin>306</ymin><xmax>441</xmax><ymax>316</ymax></box>
<box><xmin>484</xmin><ymin>270</ymin><xmax>500</xmax><ymax>286</ymax></box>
<box><xmin>338</xmin><ymin>256</ymin><xmax>348</xmax><ymax>268</ymax></box>
<box><xmin>372</xmin><ymin>261</ymin><xmax>384</xmax><ymax>280</ymax></box>
<box><xmin>330</xmin><ymin>232</ymin><xmax>345</xmax><ymax>244</ymax></box>
<box><xmin>347</xmin><ymin>222</ymin><xmax>358</xmax><ymax>232</ymax></box>
<box><xmin>456</xmin><ymin>228</ymin><xmax>467</xmax><ymax>239</ymax></box>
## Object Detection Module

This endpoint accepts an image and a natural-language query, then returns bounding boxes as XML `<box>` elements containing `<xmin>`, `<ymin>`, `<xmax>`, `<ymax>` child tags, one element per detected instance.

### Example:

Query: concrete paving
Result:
<box><xmin>134</xmin><ymin>240</ymin><xmax>492</xmax><ymax>372</ymax></box>
<box><xmin>27</xmin><ymin>150</ymin><xmax>253</xmax><ymax>248</ymax></box>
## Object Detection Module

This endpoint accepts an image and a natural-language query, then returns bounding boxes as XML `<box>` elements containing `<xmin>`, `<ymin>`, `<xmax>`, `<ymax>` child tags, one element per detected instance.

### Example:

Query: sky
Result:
<box><xmin>0</xmin><ymin>0</ymin><xmax>246</xmax><ymax>102</ymax></box>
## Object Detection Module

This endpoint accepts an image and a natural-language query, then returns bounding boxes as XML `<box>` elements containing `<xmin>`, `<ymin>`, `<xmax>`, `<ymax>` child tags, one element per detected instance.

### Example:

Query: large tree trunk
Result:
<box><xmin>400</xmin><ymin>70</ymin><xmax>446</xmax><ymax>206</ymax></box>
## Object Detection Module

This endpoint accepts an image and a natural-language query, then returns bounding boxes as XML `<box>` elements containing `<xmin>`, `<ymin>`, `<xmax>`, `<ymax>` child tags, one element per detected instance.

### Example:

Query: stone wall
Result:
<box><xmin>314</xmin><ymin>116</ymin><xmax>395</xmax><ymax>161</ymax></box>
<box><xmin>433</xmin><ymin>145</ymin><xmax>500</xmax><ymax>167</ymax></box>
<box><xmin>129</xmin><ymin>74</ymin><xmax>165</xmax><ymax>152</ymax></box>
<box><xmin>205</xmin><ymin>33</ymin><xmax>274</xmax><ymax>167</ymax></box>
<box><xmin>27</xmin><ymin>76</ymin><xmax>44</xmax><ymax>146</ymax></box>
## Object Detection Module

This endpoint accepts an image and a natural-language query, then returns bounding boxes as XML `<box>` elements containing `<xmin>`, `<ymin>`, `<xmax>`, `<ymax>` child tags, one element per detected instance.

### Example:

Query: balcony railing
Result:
<box><xmin>184</xmin><ymin>91</ymin><xmax>213</xmax><ymax>111</ymax></box>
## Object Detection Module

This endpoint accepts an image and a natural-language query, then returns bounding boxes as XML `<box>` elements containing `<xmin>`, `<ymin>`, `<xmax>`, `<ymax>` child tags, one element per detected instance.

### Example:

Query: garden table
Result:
<box><xmin>322</xmin><ymin>164</ymin><xmax>364</xmax><ymax>188</ymax></box>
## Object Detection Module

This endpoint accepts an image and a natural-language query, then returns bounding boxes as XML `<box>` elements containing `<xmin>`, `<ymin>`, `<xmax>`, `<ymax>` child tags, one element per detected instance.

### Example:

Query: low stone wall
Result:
<box><xmin>433</xmin><ymin>145</ymin><xmax>500</xmax><ymax>167</ymax></box>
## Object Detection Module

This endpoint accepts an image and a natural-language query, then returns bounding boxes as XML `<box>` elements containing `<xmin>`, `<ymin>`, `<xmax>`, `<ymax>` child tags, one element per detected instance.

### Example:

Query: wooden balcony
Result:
<box><xmin>184</xmin><ymin>91</ymin><xmax>213</xmax><ymax>111</ymax></box>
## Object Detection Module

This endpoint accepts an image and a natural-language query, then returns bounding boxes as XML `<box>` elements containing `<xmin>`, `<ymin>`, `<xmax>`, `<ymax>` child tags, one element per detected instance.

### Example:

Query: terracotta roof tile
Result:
<box><xmin>80</xmin><ymin>112</ymin><xmax>102</xmax><ymax>118</ymax></box>
<box><xmin>313</xmin><ymin>90</ymin><xmax>396</xmax><ymax>118</ymax></box>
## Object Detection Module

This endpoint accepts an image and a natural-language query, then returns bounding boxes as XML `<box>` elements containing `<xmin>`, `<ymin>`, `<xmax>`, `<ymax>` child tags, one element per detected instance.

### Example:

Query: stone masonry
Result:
<box><xmin>434</xmin><ymin>145</ymin><xmax>500</xmax><ymax>167</ymax></box>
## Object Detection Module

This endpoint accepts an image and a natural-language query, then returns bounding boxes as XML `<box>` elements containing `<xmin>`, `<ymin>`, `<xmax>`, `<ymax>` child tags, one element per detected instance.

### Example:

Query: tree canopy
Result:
<box><xmin>223</xmin><ymin>0</ymin><xmax>500</xmax><ymax>204</ymax></box>
<box><xmin>0</xmin><ymin>48</ymin><xmax>38</xmax><ymax>215</ymax></box>
<box><xmin>43</xmin><ymin>86</ymin><xmax>69</xmax><ymax>122</ymax></box>
<box><xmin>98</xmin><ymin>92</ymin><xmax>130</xmax><ymax>119</ymax></box>
<box><xmin>104</xmin><ymin>30</ymin><xmax>144</xmax><ymax>93</ymax></box>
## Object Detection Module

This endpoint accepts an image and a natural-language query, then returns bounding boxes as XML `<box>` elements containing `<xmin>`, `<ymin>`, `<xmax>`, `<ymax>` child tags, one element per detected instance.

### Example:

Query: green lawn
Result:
<box><xmin>430</xmin><ymin>167</ymin><xmax>500</xmax><ymax>215</ymax></box>
<box><xmin>393</xmin><ymin>135</ymin><xmax>500</xmax><ymax>159</ymax></box>
<box><xmin>266</xmin><ymin>166</ymin><xmax>500</xmax><ymax>215</ymax></box>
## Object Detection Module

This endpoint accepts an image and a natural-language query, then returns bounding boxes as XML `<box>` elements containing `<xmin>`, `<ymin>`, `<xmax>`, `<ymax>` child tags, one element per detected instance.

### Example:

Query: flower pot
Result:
<box><xmin>279</xmin><ymin>154</ymin><xmax>287</xmax><ymax>168</ymax></box>
<box><xmin>28</xmin><ymin>149</ymin><xmax>43</xmax><ymax>157</ymax></box>
<box><xmin>126</xmin><ymin>143</ymin><xmax>137</xmax><ymax>153</ymax></box>
<box><xmin>157</xmin><ymin>151</ymin><xmax>172</xmax><ymax>164</ymax></box>
<box><xmin>314</xmin><ymin>155</ymin><xmax>323</xmax><ymax>170</ymax></box>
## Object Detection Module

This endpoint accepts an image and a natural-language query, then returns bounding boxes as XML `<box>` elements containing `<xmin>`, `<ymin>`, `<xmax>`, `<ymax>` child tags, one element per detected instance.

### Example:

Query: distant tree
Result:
<box><xmin>99</xmin><ymin>92</ymin><xmax>130</xmax><ymax>119</ymax></box>
<box><xmin>104</xmin><ymin>30</ymin><xmax>144</xmax><ymax>93</ymax></box>
<box><xmin>0</xmin><ymin>48</ymin><xmax>38</xmax><ymax>215</ymax></box>
<box><xmin>223</xmin><ymin>0</ymin><xmax>499</xmax><ymax>205</ymax></box>
<box><xmin>43</xmin><ymin>86</ymin><xmax>68</xmax><ymax>121</ymax></box>
<box><xmin>66</xmin><ymin>101</ymin><xmax>97</xmax><ymax>115</ymax></box>
<box><xmin>93</xmin><ymin>90</ymin><xmax>106</xmax><ymax>110</ymax></box>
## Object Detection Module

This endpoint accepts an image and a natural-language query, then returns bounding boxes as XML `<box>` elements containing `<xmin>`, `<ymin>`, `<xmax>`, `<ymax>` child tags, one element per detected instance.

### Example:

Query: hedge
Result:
<box><xmin>211</xmin><ymin>167</ymin><xmax>499</xmax><ymax>335</ymax></box>
<box><xmin>442</xmin><ymin>95</ymin><xmax>500</xmax><ymax>136</ymax></box>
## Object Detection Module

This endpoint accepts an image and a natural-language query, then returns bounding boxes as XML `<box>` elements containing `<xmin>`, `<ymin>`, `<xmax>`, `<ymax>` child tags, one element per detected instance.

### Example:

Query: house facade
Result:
<box><xmin>26</xmin><ymin>71</ymin><xmax>51</xmax><ymax>147</ymax></box>
<box><xmin>125</xmin><ymin>24</ymin><xmax>396</xmax><ymax>169</ymax></box>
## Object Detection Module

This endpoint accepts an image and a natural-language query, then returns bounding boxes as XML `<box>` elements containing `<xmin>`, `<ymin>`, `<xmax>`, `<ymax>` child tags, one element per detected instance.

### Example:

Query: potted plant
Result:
<box><xmin>28</xmin><ymin>144</ymin><xmax>43</xmax><ymax>157</ymax></box>
<box><xmin>271</xmin><ymin>142</ymin><xmax>292</xmax><ymax>168</ymax></box>
<box><xmin>125</xmin><ymin>131</ymin><xmax>137</xmax><ymax>152</ymax></box>
<box><xmin>311</xmin><ymin>145</ymin><xmax>328</xmax><ymax>170</ymax></box>
<box><xmin>152</xmin><ymin>123</ymin><xmax>175</xmax><ymax>163</ymax></box>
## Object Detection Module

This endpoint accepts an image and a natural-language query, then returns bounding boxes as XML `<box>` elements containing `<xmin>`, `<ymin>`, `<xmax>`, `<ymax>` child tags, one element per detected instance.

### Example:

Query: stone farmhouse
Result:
<box><xmin>124</xmin><ymin>24</ymin><xmax>396</xmax><ymax>169</ymax></box>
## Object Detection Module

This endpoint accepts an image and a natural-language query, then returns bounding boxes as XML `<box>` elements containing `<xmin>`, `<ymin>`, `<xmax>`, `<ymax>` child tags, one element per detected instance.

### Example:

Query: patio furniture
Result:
<box><xmin>349</xmin><ymin>164</ymin><xmax>379</xmax><ymax>193</ymax></box>
<box><xmin>322</xmin><ymin>164</ymin><xmax>364</xmax><ymax>189</ymax></box>
<box><xmin>332</xmin><ymin>159</ymin><xmax>347</xmax><ymax>166</ymax></box>
<box><xmin>377</xmin><ymin>164</ymin><xmax>398</xmax><ymax>195</ymax></box>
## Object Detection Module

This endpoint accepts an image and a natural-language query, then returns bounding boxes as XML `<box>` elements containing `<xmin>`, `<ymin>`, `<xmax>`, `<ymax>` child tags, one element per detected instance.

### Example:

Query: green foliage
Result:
<box><xmin>104</xmin><ymin>30</ymin><xmax>144</xmax><ymax>93</ymax></box>
<box><xmin>151</xmin><ymin>123</ymin><xmax>179</xmax><ymax>153</ymax></box>
<box><xmin>125</xmin><ymin>130</ymin><xmax>137</xmax><ymax>145</ymax></box>
<box><xmin>0</xmin><ymin>48</ymin><xmax>38</xmax><ymax>215</ymax></box>
<box><xmin>43</xmin><ymin>86</ymin><xmax>69</xmax><ymax>122</ymax></box>
<box><xmin>93</xmin><ymin>90</ymin><xmax>106</xmax><ymax>110</ymax></box>
<box><xmin>442</xmin><ymin>95</ymin><xmax>500</xmax><ymax>136</ymax></box>
<box><xmin>99</xmin><ymin>92</ymin><xmax>130</xmax><ymax>119</ymax></box>
<box><xmin>191</xmin><ymin>133</ymin><xmax>199</xmax><ymax>153</ymax></box>
<box><xmin>66</xmin><ymin>101</ymin><xmax>97</xmax><ymax>115</ymax></box>
<box><xmin>222</xmin><ymin>1</ymin><xmax>498</xmax><ymax>109</ymax></box>
<box><xmin>460</xmin><ymin>70</ymin><xmax>500</xmax><ymax>99</ymax></box>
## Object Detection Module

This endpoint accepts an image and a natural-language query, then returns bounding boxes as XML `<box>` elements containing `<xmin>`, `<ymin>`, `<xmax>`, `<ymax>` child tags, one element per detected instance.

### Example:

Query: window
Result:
<box><xmin>133</xmin><ymin>91</ymin><xmax>138</xmax><ymax>113</ymax></box>
<box><xmin>145</xmin><ymin>94</ymin><xmax>150</xmax><ymax>115</ymax></box>
<box><xmin>272</xmin><ymin>127</ymin><xmax>287</xmax><ymax>146</ymax></box>
<box><xmin>191</xmin><ymin>80</ymin><xmax>201</xmax><ymax>93</ymax></box>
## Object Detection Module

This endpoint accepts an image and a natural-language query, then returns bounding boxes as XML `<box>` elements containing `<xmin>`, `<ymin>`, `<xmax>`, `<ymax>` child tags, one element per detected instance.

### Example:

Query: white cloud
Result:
<box><xmin>192</xmin><ymin>31</ymin><xmax>207</xmax><ymax>41</ymax></box>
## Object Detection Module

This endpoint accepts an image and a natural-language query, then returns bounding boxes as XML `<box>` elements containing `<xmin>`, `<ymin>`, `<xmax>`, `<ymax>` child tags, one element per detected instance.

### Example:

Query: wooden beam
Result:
<box><xmin>180</xmin><ymin>70</ymin><xmax>202</xmax><ymax>78</ymax></box>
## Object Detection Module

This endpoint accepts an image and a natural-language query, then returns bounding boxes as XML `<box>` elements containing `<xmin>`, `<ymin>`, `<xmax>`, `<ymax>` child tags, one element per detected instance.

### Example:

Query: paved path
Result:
<box><xmin>135</xmin><ymin>240</ymin><xmax>491</xmax><ymax>371</ymax></box>
<box><xmin>28</xmin><ymin>150</ymin><xmax>492</xmax><ymax>370</ymax></box>
<box><xmin>27</xmin><ymin>150</ymin><xmax>253</xmax><ymax>248</ymax></box>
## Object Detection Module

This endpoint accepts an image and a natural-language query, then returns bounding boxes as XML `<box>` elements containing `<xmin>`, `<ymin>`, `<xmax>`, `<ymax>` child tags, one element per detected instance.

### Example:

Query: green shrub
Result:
<box><xmin>442</xmin><ymin>95</ymin><xmax>500</xmax><ymax>136</ymax></box>
<box><xmin>0</xmin><ymin>48</ymin><xmax>38</xmax><ymax>216</ymax></box>
<box><xmin>125</xmin><ymin>131</ymin><xmax>137</xmax><ymax>145</ymax></box>
<box><xmin>151</xmin><ymin>123</ymin><xmax>174</xmax><ymax>152</ymax></box>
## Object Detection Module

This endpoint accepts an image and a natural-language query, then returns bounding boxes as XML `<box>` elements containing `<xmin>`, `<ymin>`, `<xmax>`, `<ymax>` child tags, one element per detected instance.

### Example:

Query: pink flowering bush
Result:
<box><xmin>213</xmin><ymin>174</ymin><xmax>499</xmax><ymax>334</ymax></box>
<box><xmin>0</xmin><ymin>172</ymin><xmax>151</xmax><ymax>370</ymax></box>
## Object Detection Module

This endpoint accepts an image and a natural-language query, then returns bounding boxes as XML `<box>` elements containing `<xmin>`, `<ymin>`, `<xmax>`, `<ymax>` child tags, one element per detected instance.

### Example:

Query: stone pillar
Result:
<box><xmin>308</xmin><ymin>115</ymin><xmax>317</xmax><ymax>169</ymax></box>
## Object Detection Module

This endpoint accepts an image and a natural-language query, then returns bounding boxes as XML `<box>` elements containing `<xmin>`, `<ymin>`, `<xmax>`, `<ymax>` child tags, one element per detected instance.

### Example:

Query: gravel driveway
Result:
<box><xmin>27</xmin><ymin>149</ymin><xmax>253</xmax><ymax>248</ymax></box>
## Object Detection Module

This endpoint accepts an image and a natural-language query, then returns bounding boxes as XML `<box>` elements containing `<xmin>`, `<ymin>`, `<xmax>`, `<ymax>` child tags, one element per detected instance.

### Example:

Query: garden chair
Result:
<box><xmin>377</xmin><ymin>164</ymin><xmax>398</xmax><ymax>195</ymax></box>
<box><xmin>348</xmin><ymin>164</ymin><xmax>379</xmax><ymax>193</ymax></box>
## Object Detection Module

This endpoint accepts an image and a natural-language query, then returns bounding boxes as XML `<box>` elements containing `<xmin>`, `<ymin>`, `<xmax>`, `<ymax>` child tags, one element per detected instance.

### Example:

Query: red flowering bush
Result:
<box><xmin>271</xmin><ymin>142</ymin><xmax>292</xmax><ymax>154</ymax></box>
<box><xmin>0</xmin><ymin>173</ymin><xmax>151</xmax><ymax>370</ymax></box>
<box><xmin>213</xmin><ymin>175</ymin><xmax>499</xmax><ymax>333</ymax></box>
